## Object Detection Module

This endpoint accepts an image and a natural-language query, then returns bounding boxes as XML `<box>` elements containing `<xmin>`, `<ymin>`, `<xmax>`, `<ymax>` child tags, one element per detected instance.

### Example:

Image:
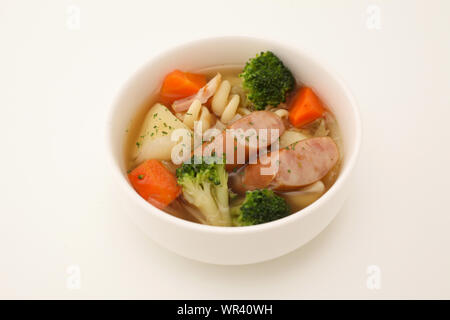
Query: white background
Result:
<box><xmin>1</xmin><ymin>0</ymin><xmax>449</xmax><ymax>299</ymax></box>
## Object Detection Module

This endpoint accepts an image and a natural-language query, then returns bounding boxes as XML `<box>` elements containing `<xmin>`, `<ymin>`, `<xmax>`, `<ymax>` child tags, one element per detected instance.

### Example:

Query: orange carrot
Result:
<box><xmin>128</xmin><ymin>159</ymin><xmax>181</xmax><ymax>209</ymax></box>
<box><xmin>160</xmin><ymin>70</ymin><xmax>207</xmax><ymax>104</ymax></box>
<box><xmin>288</xmin><ymin>87</ymin><xmax>325</xmax><ymax>128</ymax></box>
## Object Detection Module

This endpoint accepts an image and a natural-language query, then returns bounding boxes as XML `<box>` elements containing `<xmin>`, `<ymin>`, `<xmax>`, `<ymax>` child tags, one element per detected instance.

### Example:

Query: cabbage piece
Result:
<box><xmin>279</xmin><ymin>130</ymin><xmax>309</xmax><ymax>149</ymax></box>
<box><xmin>282</xmin><ymin>181</ymin><xmax>325</xmax><ymax>211</ymax></box>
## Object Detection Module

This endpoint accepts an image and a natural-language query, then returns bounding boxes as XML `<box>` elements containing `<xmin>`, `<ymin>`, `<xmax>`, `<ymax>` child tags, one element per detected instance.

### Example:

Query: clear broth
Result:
<box><xmin>124</xmin><ymin>65</ymin><xmax>342</xmax><ymax>224</ymax></box>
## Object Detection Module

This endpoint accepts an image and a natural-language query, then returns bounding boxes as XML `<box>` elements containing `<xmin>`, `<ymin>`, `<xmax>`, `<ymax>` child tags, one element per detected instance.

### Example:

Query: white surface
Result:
<box><xmin>0</xmin><ymin>0</ymin><xmax>449</xmax><ymax>299</ymax></box>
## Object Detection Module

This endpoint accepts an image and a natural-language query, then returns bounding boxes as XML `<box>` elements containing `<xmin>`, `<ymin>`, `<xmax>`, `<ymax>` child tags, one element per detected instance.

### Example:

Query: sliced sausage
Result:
<box><xmin>242</xmin><ymin>136</ymin><xmax>339</xmax><ymax>191</ymax></box>
<box><xmin>201</xmin><ymin>111</ymin><xmax>285</xmax><ymax>171</ymax></box>
<box><xmin>228</xmin><ymin>111</ymin><xmax>285</xmax><ymax>147</ymax></box>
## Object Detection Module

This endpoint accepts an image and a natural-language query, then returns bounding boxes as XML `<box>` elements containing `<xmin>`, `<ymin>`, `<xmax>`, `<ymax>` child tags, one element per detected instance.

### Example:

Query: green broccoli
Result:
<box><xmin>231</xmin><ymin>189</ymin><xmax>290</xmax><ymax>226</ymax></box>
<box><xmin>240</xmin><ymin>51</ymin><xmax>295</xmax><ymax>110</ymax></box>
<box><xmin>176</xmin><ymin>156</ymin><xmax>231</xmax><ymax>226</ymax></box>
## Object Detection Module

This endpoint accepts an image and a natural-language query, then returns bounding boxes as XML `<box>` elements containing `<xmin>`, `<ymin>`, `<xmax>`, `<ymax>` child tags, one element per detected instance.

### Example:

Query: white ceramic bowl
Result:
<box><xmin>107</xmin><ymin>36</ymin><xmax>361</xmax><ymax>265</ymax></box>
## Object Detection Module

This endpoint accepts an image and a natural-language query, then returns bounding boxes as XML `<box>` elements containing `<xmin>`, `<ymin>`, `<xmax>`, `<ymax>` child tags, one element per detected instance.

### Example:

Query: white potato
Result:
<box><xmin>133</xmin><ymin>103</ymin><xmax>192</xmax><ymax>164</ymax></box>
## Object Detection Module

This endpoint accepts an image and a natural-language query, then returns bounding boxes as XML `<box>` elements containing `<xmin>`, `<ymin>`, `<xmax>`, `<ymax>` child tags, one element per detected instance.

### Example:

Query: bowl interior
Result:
<box><xmin>108</xmin><ymin>36</ymin><xmax>360</xmax><ymax>222</ymax></box>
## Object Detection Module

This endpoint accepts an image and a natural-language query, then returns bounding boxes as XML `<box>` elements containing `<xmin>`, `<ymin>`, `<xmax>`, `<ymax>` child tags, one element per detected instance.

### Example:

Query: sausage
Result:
<box><xmin>242</xmin><ymin>136</ymin><xmax>339</xmax><ymax>191</ymax></box>
<box><xmin>228</xmin><ymin>111</ymin><xmax>285</xmax><ymax>145</ymax></box>
<box><xmin>201</xmin><ymin>111</ymin><xmax>285</xmax><ymax>171</ymax></box>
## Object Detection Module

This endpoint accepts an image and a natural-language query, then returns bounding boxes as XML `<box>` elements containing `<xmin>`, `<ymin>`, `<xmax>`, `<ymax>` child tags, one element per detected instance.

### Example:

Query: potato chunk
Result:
<box><xmin>133</xmin><ymin>103</ymin><xmax>192</xmax><ymax>164</ymax></box>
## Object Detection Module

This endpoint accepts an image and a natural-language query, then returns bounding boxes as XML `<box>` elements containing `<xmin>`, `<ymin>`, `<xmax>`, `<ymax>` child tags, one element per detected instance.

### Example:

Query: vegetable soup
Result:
<box><xmin>124</xmin><ymin>52</ymin><xmax>342</xmax><ymax>227</ymax></box>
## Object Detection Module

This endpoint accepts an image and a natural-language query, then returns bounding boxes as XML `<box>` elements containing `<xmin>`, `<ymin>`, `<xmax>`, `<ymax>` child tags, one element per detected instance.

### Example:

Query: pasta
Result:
<box><xmin>183</xmin><ymin>99</ymin><xmax>212</xmax><ymax>132</ymax></box>
<box><xmin>211</xmin><ymin>79</ymin><xmax>240</xmax><ymax>124</ymax></box>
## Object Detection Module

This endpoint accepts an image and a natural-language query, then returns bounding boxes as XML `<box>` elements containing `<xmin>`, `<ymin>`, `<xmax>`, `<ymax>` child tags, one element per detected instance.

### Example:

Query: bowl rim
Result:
<box><xmin>106</xmin><ymin>35</ymin><xmax>362</xmax><ymax>235</ymax></box>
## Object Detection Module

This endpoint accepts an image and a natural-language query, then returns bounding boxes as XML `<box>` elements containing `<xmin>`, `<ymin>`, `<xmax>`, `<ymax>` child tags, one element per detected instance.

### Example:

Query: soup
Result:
<box><xmin>124</xmin><ymin>51</ymin><xmax>342</xmax><ymax>226</ymax></box>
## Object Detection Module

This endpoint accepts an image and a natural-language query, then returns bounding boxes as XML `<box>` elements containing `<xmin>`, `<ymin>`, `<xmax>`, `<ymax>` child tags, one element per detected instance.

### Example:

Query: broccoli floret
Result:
<box><xmin>231</xmin><ymin>189</ymin><xmax>290</xmax><ymax>226</ymax></box>
<box><xmin>176</xmin><ymin>156</ymin><xmax>231</xmax><ymax>226</ymax></box>
<box><xmin>240</xmin><ymin>51</ymin><xmax>295</xmax><ymax>110</ymax></box>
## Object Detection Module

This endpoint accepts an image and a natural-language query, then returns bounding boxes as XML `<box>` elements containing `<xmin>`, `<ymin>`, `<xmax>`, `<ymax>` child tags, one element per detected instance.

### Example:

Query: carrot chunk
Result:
<box><xmin>288</xmin><ymin>87</ymin><xmax>325</xmax><ymax>127</ymax></box>
<box><xmin>128</xmin><ymin>159</ymin><xmax>181</xmax><ymax>209</ymax></box>
<box><xmin>160</xmin><ymin>70</ymin><xmax>207</xmax><ymax>104</ymax></box>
